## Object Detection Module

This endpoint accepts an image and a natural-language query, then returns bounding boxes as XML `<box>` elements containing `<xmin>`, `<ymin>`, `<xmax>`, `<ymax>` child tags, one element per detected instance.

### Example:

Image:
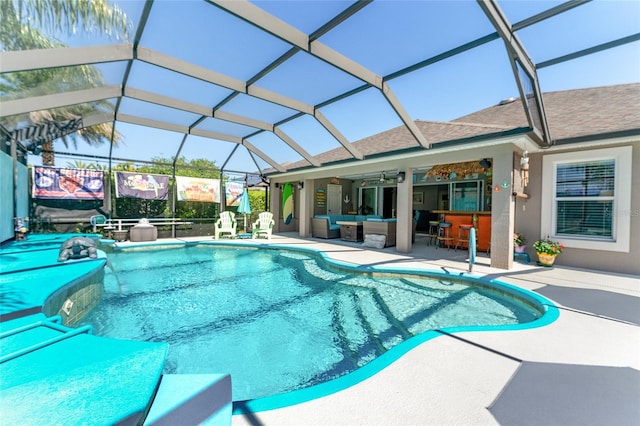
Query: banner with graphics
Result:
<box><xmin>175</xmin><ymin>176</ymin><xmax>220</xmax><ymax>203</ymax></box>
<box><xmin>114</xmin><ymin>171</ymin><xmax>169</xmax><ymax>200</ymax></box>
<box><xmin>225</xmin><ymin>181</ymin><xmax>244</xmax><ymax>207</ymax></box>
<box><xmin>32</xmin><ymin>166</ymin><xmax>104</xmax><ymax>200</ymax></box>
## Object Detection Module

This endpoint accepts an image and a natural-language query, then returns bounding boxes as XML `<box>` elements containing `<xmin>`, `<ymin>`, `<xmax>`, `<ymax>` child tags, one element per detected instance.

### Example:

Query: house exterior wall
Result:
<box><xmin>273</xmin><ymin>137</ymin><xmax>638</xmax><ymax>275</ymax></box>
<box><xmin>517</xmin><ymin>141</ymin><xmax>639</xmax><ymax>275</ymax></box>
<box><xmin>489</xmin><ymin>147</ymin><xmax>516</xmax><ymax>269</ymax></box>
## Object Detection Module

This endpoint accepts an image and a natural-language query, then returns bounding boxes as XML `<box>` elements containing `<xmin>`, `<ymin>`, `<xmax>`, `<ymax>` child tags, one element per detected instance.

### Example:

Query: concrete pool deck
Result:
<box><xmin>116</xmin><ymin>233</ymin><xmax>640</xmax><ymax>425</ymax></box>
<box><xmin>2</xmin><ymin>233</ymin><xmax>638</xmax><ymax>425</ymax></box>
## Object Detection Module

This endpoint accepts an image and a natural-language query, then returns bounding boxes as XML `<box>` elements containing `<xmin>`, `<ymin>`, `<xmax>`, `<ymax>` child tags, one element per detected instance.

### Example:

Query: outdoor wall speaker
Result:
<box><xmin>480</xmin><ymin>158</ymin><xmax>492</xmax><ymax>169</ymax></box>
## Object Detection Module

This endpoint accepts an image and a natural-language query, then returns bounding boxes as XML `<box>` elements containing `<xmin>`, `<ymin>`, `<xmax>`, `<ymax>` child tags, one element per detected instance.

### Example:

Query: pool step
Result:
<box><xmin>143</xmin><ymin>374</ymin><xmax>232</xmax><ymax>425</ymax></box>
<box><xmin>335</xmin><ymin>291</ymin><xmax>412</xmax><ymax>364</ymax></box>
<box><xmin>0</xmin><ymin>314</ymin><xmax>168</xmax><ymax>425</ymax></box>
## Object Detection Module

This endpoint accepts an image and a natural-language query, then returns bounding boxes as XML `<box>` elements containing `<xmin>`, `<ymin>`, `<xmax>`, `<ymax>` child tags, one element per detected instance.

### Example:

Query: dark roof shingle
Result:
<box><xmin>454</xmin><ymin>83</ymin><xmax>640</xmax><ymax>141</ymax></box>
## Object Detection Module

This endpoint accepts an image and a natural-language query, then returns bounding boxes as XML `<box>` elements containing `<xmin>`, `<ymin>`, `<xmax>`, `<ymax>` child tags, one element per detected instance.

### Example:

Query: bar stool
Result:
<box><xmin>436</xmin><ymin>222</ymin><xmax>453</xmax><ymax>250</ymax></box>
<box><xmin>455</xmin><ymin>224</ymin><xmax>474</xmax><ymax>251</ymax></box>
<box><xmin>427</xmin><ymin>220</ymin><xmax>440</xmax><ymax>246</ymax></box>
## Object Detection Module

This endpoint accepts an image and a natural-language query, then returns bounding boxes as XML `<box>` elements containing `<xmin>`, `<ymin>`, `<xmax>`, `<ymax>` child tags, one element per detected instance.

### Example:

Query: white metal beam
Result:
<box><xmin>125</xmin><ymin>87</ymin><xmax>212</xmax><ymax>117</ymax></box>
<box><xmin>207</xmin><ymin>0</ymin><xmax>430</xmax><ymax>154</ymax></box>
<box><xmin>242</xmin><ymin>140</ymin><xmax>287</xmax><ymax>172</ymax></box>
<box><xmin>246</xmin><ymin>85</ymin><xmax>314</xmax><ymax>115</ymax></box>
<box><xmin>82</xmin><ymin>112</ymin><xmax>115</xmax><ymax>128</ymax></box>
<box><xmin>210</xmin><ymin>0</ymin><xmax>383</xmax><ymax>88</ymax></box>
<box><xmin>273</xmin><ymin>127</ymin><xmax>322</xmax><ymax>167</ymax></box>
<box><xmin>476</xmin><ymin>0</ymin><xmax>536</xmax><ymax>76</ymax></box>
<box><xmin>207</xmin><ymin>0</ymin><xmax>308</xmax><ymax>50</ymax></box>
<box><xmin>137</xmin><ymin>46</ymin><xmax>315</xmax><ymax>114</ymax></box>
<box><xmin>0</xmin><ymin>44</ymin><xmax>133</xmax><ymax>73</ymax></box>
<box><xmin>0</xmin><ymin>85</ymin><xmax>122</xmax><ymax>117</ymax></box>
<box><xmin>382</xmin><ymin>82</ymin><xmax>430</xmax><ymax>149</ymax></box>
<box><xmin>189</xmin><ymin>127</ymin><xmax>284</xmax><ymax>171</ymax></box>
<box><xmin>314</xmin><ymin>110</ymin><xmax>364</xmax><ymax>160</ymax></box>
<box><xmin>117</xmin><ymin>113</ymin><xmax>189</xmax><ymax>134</ymax></box>
<box><xmin>189</xmin><ymin>128</ymin><xmax>243</xmax><ymax>144</ymax></box>
<box><xmin>477</xmin><ymin>0</ymin><xmax>552</xmax><ymax>146</ymax></box>
<box><xmin>310</xmin><ymin>41</ymin><xmax>382</xmax><ymax>89</ymax></box>
<box><xmin>137</xmin><ymin>46</ymin><xmax>246</xmax><ymax>92</ymax></box>
<box><xmin>213</xmin><ymin>110</ymin><xmax>272</xmax><ymax>131</ymax></box>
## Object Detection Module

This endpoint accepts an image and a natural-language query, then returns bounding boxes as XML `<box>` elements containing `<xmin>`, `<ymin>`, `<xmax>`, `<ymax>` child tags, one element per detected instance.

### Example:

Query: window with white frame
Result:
<box><xmin>541</xmin><ymin>146</ymin><xmax>632</xmax><ymax>252</ymax></box>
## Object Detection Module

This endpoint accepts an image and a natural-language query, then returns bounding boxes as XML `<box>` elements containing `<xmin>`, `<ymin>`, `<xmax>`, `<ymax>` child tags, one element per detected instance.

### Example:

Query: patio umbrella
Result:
<box><xmin>238</xmin><ymin>188</ymin><xmax>251</xmax><ymax>232</ymax></box>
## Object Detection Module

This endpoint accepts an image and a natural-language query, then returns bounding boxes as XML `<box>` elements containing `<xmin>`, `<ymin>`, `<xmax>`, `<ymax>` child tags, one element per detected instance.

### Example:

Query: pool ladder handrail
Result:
<box><xmin>0</xmin><ymin>316</ymin><xmax>93</xmax><ymax>364</ymax></box>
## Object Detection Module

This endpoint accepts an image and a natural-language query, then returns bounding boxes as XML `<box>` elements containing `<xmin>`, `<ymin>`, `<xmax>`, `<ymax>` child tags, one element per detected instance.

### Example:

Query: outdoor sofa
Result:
<box><xmin>311</xmin><ymin>214</ymin><xmax>382</xmax><ymax>239</ymax></box>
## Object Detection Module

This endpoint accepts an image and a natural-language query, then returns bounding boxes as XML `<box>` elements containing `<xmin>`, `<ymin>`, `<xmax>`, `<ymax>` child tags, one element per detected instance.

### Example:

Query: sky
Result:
<box><xmin>19</xmin><ymin>0</ymin><xmax>640</xmax><ymax>174</ymax></box>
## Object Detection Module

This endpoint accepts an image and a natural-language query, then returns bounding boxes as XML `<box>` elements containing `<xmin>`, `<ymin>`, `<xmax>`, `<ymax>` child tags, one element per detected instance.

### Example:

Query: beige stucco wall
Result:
<box><xmin>516</xmin><ymin>141</ymin><xmax>640</xmax><ymax>275</ymax></box>
<box><xmin>271</xmin><ymin>138</ymin><xmax>638</xmax><ymax>275</ymax></box>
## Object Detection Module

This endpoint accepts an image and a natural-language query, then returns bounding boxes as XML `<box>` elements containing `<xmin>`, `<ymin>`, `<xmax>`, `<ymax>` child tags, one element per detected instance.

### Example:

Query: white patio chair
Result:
<box><xmin>252</xmin><ymin>212</ymin><xmax>275</xmax><ymax>240</ymax></box>
<box><xmin>214</xmin><ymin>211</ymin><xmax>237</xmax><ymax>239</ymax></box>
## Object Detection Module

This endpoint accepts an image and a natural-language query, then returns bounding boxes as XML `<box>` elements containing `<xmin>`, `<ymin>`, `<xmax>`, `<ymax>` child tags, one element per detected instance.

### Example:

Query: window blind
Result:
<box><xmin>555</xmin><ymin>160</ymin><xmax>615</xmax><ymax>239</ymax></box>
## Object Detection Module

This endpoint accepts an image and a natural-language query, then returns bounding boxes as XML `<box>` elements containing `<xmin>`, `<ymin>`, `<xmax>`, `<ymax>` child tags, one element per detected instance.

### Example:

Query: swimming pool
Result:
<box><xmin>79</xmin><ymin>243</ymin><xmax>557</xmax><ymax>409</ymax></box>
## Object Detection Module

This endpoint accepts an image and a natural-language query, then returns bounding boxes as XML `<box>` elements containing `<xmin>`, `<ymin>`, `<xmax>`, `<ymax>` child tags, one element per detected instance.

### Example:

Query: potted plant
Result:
<box><xmin>513</xmin><ymin>233</ymin><xmax>527</xmax><ymax>253</ymax></box>
<box><xmin>533</xmin><ymin>237</ymin><xmax>565</xmax><ymax>266</ymax></box>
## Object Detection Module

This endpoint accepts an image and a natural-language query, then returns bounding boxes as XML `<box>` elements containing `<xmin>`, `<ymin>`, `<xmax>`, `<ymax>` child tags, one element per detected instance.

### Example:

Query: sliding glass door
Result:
<box><xmin>358</xmin><ymin>187</ymin><xmax>378</xmax><ymax>215</ymax></box>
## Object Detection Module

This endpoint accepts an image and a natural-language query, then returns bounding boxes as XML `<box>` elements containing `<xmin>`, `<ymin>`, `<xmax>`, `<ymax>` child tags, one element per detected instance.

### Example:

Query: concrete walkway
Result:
<box><xmin>206</xmin><ymin>233</ymin><xmax>639</xmax><ymax>426</ymax></box>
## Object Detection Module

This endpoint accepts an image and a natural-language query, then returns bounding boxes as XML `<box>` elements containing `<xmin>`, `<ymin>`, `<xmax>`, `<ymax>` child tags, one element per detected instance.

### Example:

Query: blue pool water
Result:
<box><xmin>80</xmin><ymin>245</ymin><xmax>543</xmax><ymax>402</ymax></box>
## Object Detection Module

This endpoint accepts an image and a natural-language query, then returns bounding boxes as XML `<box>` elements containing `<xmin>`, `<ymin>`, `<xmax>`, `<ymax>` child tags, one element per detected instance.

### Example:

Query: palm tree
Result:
<box><xmin>65</xmin><ymin>160</ymin><xmax>108</xmax><ymax>170</ymax></box>
<box><xmin>0</xmin><ymin>0</ymin><xmax>130</xmax><ymax>166</ymax></box>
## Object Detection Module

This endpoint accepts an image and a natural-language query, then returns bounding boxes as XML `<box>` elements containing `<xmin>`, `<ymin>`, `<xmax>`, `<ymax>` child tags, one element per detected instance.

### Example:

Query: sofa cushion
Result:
<box><xmin>365</xmin><ymin>217</ymin><xmax>393</xmax><ymax>222</ymax></box>
<box><xmin>362</xmin><ymin>234</ymin><xmax>386</xmax><ymax>249</ymax></box>
<box><xmin>314</xmin><ymin>215</ymin><xmax>346</xmax><ymax>229</ymax></box>
<box><xmin>315</xmin><ymin>214</ymin><xmax>385</xmax><ymax>224</ymax></box>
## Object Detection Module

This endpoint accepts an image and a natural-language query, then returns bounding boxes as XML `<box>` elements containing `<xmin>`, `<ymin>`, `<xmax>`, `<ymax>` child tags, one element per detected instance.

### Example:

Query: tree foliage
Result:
<box><xmin>0</xmin><ymin>0</ymin><xmax>131</xmax><ymax>165</ymax></box>
<box><xmin>65</xmin><ymin>160</ymin><xmax>107</xmax><ymax>170</ymax></box>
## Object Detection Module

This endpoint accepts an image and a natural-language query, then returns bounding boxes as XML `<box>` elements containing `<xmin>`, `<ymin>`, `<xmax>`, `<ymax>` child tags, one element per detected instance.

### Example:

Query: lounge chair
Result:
<box><xmin>214</xmin><ymin>211</ymin><xmax>237</xmax><ymax>239</ymax></box>
<box><xmin>252</xmin><ymin>212</ymin><xmax>274</xmax><ymax>240</ymax></box>
<box><xmin>90</xmin><ymin>214</ymin><xmax>116</xmax><ymax>235</ymax></box>
<box><xmin>90</xmin><ymin>214</ymin><xmax>107</xmax><ymax>233</ymax></box>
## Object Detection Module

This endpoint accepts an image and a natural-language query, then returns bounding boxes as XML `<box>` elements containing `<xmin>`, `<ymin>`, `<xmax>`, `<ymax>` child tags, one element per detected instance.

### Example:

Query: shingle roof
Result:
<box><xmin>454</xmin><ymin>83</ymin><xmax>640</xmax><ymax>142</ymax></box>
<box><xmin>285</xmin><ymin>83</ymin><xmax>640</xmax><ymax>171</ymax></box>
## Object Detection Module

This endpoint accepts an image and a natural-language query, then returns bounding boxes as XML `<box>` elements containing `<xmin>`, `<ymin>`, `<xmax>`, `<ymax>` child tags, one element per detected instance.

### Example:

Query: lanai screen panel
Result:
<box><xmin>1</xmin><ymin>0</ymin><xmax>638</xmax><ymax>174</ymax></box>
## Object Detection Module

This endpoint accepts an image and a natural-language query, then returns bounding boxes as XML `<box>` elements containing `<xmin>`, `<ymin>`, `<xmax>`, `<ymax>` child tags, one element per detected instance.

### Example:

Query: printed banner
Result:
<box><xmin>225</xmin><ymin>181</ymin><xmax>244</xmax><ymax>207</ymax></box>
<box><xmin>32</xmin><ymin>166</ymin><xmax>104</xmax><ymax>200</ymax></box>
<box><xmin>115</xmin><ymin>171</ymin><xmax>170</xmax><ymax>200</ymax></box>
<box><xmin>176</xmin><ymin>176</ymin><xmax>220</xmax><ymax>203</ymax></box>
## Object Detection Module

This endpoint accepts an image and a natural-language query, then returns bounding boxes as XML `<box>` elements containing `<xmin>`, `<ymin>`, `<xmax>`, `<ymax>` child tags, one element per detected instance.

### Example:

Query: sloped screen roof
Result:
<box><xmin>1</xmin><ymin>0</ymin><xmax>638</xmax><ymax>176</ymax></box>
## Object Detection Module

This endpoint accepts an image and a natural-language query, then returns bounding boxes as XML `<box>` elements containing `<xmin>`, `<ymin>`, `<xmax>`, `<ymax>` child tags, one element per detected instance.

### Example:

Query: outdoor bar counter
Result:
<box><xmin>432</xmin><ymin>210</ymin><xmax>491</xmax><ymax>251</ymax></box>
